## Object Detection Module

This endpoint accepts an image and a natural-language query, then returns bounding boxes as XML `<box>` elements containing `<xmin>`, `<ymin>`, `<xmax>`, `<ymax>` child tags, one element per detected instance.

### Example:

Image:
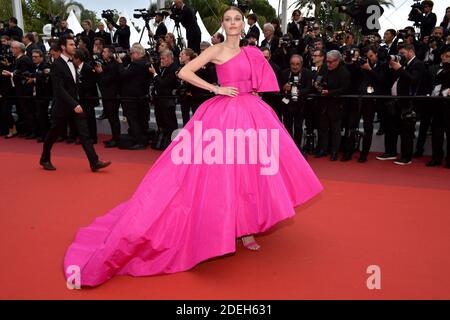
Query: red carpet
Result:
<box><xmin>1</xmin><ymin>136</ymin><xmax>449</xmax><ymax>299</ymax></box>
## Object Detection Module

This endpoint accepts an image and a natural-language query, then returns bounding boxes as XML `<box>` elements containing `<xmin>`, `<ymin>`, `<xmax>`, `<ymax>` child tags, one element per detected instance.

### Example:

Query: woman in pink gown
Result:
<box><xmin>64</xmin><ymin>7</ymin><xmax>323</xmax><ymax>287</ymax></box>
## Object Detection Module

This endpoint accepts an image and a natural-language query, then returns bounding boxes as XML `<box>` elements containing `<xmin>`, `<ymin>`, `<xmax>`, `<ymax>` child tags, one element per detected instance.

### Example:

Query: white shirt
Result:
<box><xmin>61</xmin><ymin>53</ymin><xmax>77</xmax><ymax>83</ymax></box>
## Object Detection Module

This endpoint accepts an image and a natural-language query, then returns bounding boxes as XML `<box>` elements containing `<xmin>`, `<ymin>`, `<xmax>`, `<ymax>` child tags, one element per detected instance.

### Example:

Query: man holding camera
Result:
<box><xmin>108</xmin><ymin>17</ymin><xmax>131</xmax><ymax>50</ymax></box>
<box><xmin>171</xmin><ymin>0</ymin><xmax>202</xmax><ymax>54</ymax></box>
<box><xmin>149</xmin><ymin>49</ymin><xmax>179</xmax><ymax>151</ymax></box>
<box><xmin>280</xmin><ymin>54</ymin><xmax>313</xmax><ymax>152</ymax></box>
<box><xmin>1</xmin><ymin>41</ymin><xmax>36</xmax><ymax>138</ymax></box>
<box><xmin>149</xmin><ymin>12</ymin><xmax>167</xmax><ymax>43</ymax></box>
<box><xmin>94</xmin><ymin>46</ymin><xmax>121</xmax><ymax>148</ymax></box>
<box><xmin>314</xmin><ymin>50</ymin><xmax>351</xmax><ymax>161</ymax></box>
<box><xmin>30</xmin><ymin>49</ymin><xmax>51</xmax><ymax>143</ymax></box>
<box><xmin>117</xmin><ymin>43</ymin><xmax>150</xmax><ymax>150</ymax></box>
<box><xmin>287</xmin><ymin>10</ymin><xmax>305</xmax><ymax>41</ymax></box>
<box><xmin>427</xmin><ymin>46</ymin><xmax>450</xmax><ymax>168</ymax></box>
<box><xmin>357</xmin><ymin>46</ymin><xmax>389</xmax><ymax>162</ymax></box>
<box><xmin>377</xmin><ymin>44</ymin><xmax>426</xmax><ymax>165</ymax></box>
<box><xmin>415</xmin><ymin>1</ymin><xmax>437</xmax><ymax>39</ymax></box>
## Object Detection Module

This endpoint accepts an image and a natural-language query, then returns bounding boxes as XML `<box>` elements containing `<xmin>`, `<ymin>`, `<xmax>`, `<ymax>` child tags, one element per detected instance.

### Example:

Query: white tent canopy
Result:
<box><xmin>66</xmin><ymin>10</ymin><xmax>83</xmax><ymax>35</ymax></box>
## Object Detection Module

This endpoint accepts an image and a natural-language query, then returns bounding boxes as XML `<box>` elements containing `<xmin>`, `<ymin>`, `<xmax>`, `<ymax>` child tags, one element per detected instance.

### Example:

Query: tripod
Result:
<box><xmin>139</xmin><ymin>18</ymin><xmax>152</xmax><ymax>45</ymax></box>
<box><xmin>173</xmin><ymin>21</ymin><xmax>185</xmax><ymax>52</ymax></box>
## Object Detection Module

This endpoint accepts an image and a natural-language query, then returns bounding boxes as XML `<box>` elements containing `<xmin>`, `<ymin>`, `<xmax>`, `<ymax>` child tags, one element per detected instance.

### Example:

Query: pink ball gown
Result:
<box><xmin>64</xmin><ymin>45</ymin><xmax>323</xmax><ymax>287</ymax></box>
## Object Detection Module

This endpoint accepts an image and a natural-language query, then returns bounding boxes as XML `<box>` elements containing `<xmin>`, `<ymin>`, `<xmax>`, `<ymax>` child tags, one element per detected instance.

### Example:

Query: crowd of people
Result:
<box><xmin>1</xmin><ymin>1</ymin><xmax>449</xmax><ymax>167</ymax></box>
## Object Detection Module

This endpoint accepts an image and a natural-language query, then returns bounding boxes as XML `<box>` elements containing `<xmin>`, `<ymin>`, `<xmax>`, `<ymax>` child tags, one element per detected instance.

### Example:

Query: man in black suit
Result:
<box><xmin>95</xmin><ymin>22</ymin><xmax>111</xmax><ymax>46</ymax></box>
<box><xmin>39</xmin><ymin>36</ymin><xmax>111</xmax><ymax>172</ymax></box>
<box><xmin>5</xmin><ymin>17</ymin><xmax>23</xmax><ymax>41</ymax></box>
<box><xmin>109</xmin><ymin>17</ymin><xmax>131</xmax><ymax>50</ymax></box>
<box><xmin>94</xmin><ymin>46</ymin><xmax>121</xmax><ymax>148</ymax></box>
<box><xmin>117</xmin><ymin>43</ymin><xmax>151</xmax><ymax>150</ymax></box>
<box><xmin>1</xmin><ymin>41</ymin><xmax>36</xmax><ymax>138</ymax></box>
<box><xmin>171</xmin><ymin>0</ymin><xmax>202</xmax><ymax>54</ymax></box>
<box><xmin>149</xmin><ymin>13</ymin><xmax>167</xmax><ymax>43</ymax></box>
<box><xmin>23</xmin><ymin>33</ymin><xmax>38</xmax><ymax>58</ymax></box>
<box><xmin>377</xmin><ymin>44</ymin><xmax>426</xmax><ymax>165</ymax></box>
<box><xmin>280</xmin><ymin>54</ymin><xmax>313</xmax><ymax>151</ymax></box>
<box><xmin>261</xmin><ymin>23</ymin><xmax>280</xmax><ymax>57</ymax></box>
<box><xmin>149</xmin><ymin>49</ymin><xmax>179</xmax><ymax>150</ymax></box>
<box><xmin>245</xmin><ymin>13</ymin><xmax>260</xmax><ymax>46</ymax></box>
<box><xmin>416</xmin><ymin>1</ymin><xmax>437</xmax><ymax>38</ymax></box>
<box><xmin>261</xmin><ymin>47</ymin><xmax>282</xmax><ymax>121</ymax></box>
<box><xmin>287</xmin><ymin>10</ymin><xmax>305</xmax><ymax>41</ymax></box>
<box><xmin>73</xmin><ymin>48</ymin><xmax>99</xmax><ymax>143</ymax></box>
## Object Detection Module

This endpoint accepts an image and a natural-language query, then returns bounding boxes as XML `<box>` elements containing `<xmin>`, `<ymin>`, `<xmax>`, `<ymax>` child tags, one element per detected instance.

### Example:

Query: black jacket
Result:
<box><xmin>280</xmin><ymin>68</ymin><xmax>313</xmax><ymax>112</ymax></box>
<box><xmin>110</xmin><ymin>23</ymin><xmax>131</xmax><ymax>49</ymax></box>
<box><xmin>25</xmin><ymin>43</ymin><xmax>39</xmax><ymax>58</ymax></box>
<box><xmin>287</xmin><ymin>21</ymin><xmax>305</xmax><ymax>40</ymax></box>
<box><xmin>153</xmin><ymin>63</ymin><xmax>178</xmax><ymax>108</ymax></box>
<box><xmin>97</xmin><ymin>59</ymin><xmax>120</xmax><ymax>98</ymax></box>
<box><xmin>418</xmin><ymin>12</ymin><xmax>437</xmax><ymax>38</ymax></box>
<box><xmin>391</xmin><ymin>57</ymin><xmax>426</xmax><ymax>96</ymax></box>
<box><xmin>359</xmin><ymin>61</ymin><xmax>389</xmax><ymax>95</ymax></box>
<box><xmin>261</xmin><ymin>36</ymin><xmax>280</xmax><ymax>56</ymax></box>
<box><xmin>246</xmin><ymin>25</ymin><xmax>260</xmax><ymax>45</ymax></box>
<box><xmin>12</xmin><ymin>55</ymin><xmax>34</xmax><ymax>96</ymax></box>
<box><xmin>49</xmin><ymin>57</ymin><xmax>79</xmax><ymax>118</ymax></box>
<box><xmin>95</xmin><ymin>31</ymin><xmax>112</xmax><ymax>45</ymax></box>
<box><xmin>320</xmin><ymin>64</ymin><xmax>351</xmax><ymax>109</ymax></box>
<box><xmin>5</xmin><ymin>26</ymin><xmax>23</xmax><ymax>41</ymax></box>
<box><xmin>172</xmin><ymin>5</ymin><xmax>201</xmax><ymax>39</ymax></box>
<box><xmin>78</xmin><ymin>62</ymin><xmax>99</xmax><ymax>107</ymax></box>
<box><xmin>154</xmin><ymin>23</ymin><xmax>168</xmax><ymax>42</ymax></box>
<box><xmin>34</xmin><ymin>61</ymin><xmax>52</xmax><ymax>98</ymax></box>
<box><xmin>119</xmin><ymin>58</ymin><xmax>150</xmax><ymax>98</ymax></box>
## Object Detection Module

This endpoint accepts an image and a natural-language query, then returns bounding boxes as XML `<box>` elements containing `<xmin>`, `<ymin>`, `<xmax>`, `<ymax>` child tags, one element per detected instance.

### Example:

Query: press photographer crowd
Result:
<box><xmin>1</xmin><ymin>0</ymin><xmax>450</xmax><ymax>168</ymax></box>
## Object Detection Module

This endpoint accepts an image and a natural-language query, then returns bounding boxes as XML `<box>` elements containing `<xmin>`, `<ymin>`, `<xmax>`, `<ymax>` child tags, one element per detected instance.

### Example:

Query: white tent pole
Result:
<box><xmin>281</xmin><ymin>0</ymin><xmax>288</xmax><ymax>34</ymax></box>
<box><xmin>12</xmin><ymin>0</ymin><xmax>24</xmax><ymax>31</ymax></box>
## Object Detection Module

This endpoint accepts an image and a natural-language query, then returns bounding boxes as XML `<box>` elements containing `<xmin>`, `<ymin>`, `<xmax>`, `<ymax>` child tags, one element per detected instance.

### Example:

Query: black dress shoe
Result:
<box><xmin>330</xmin><ymin>152</ymin><xmax>338</xmax><ymax>161</ymax></box>
<box><xmin>376</xmin><ymin>129</ymin><xmax>384</xmax><ymax>136</ymax></box>
<box><xmin>314</xmin><ymin>150</ymin><xmax>327</xmax><ymax>158</ymax></box>
<box><xmin>426</xmin><ymin>159</ymin><xmax>442</xmax><ymax>167</ymax></box>
<box><xmin>340</xmin><ymin>153</ymin><xmax>352</xmax><ymax>162</ymax></box>
<box><xmin>104</xmin><ymin>140</ymin><xmax>118</xmax><ymax>148</ymax></box>
<box><xmin>127</xmin><ymin>144</ymin><xmax>146</xmax><ymax>150</ymax></box>
<box><xmin>91</xmin><ymin>160</ymin><xmax>112</xmax><ymax>172</ymax></box>
<box><xmin>39</xmin><ymin>160</ymin><xmax>56</xmax><ymax>171</ymax></box>
<box><xmin>358</xmin><ymin>154</ymin><xmax>368</xmax><ymax>163</ymax></box>
<box><xmin>413</xmin><ymin>150</ymin><xmax>424</xmax><ymax>158</ymax></box>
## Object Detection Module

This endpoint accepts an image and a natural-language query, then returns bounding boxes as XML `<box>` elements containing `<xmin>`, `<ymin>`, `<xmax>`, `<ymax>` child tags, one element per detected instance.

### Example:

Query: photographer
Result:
<box><xmin>427</xmin><ymin>46</ymin><xmax>450</xmax><ymax>168</ymax></box>
<box><xmin>171</xmin><ymin>0</ymin><xmax>202</xmax><ymax>54</ymax></box>
<box><xmin>117</xmin><ymin>43</ymin><xmax>150</xmax><ymax>150</ymax></box>
<box><xmin>383</xmin><ymin>29</ymin><xmax>399</xmax><ymax>55</ymax></box>
<box><xmin>1</xmin><ymin>41</ymin><xmax>36</xmax><ymax>138</ymax></box>
<box><xmin>73</xmin><ymin>48</ymin><xmax>99</xmax><ymax>144</ymax></box>
<box><xmin>149</xmin><ymin>49</ymin><xmax>179</xmax><ymax>150</ymax></box>
<box><xmin>273</xmin><ymin>33</ymin><xmax>299</xmax><ymax>71</ymax></box>
<box><xmin>280</xmin><ymin>54</ymin><xmax>313</xmax><ymax>151</ymax></box>
<box><xmin>357</xmin><ymin>46</ymin><xmax>389</xmax><ymax>162</ymax></box>
<box><xmin>246</xmin><ymin>13</ymin><xmax>260</xmax><ymax>46</ymax></box>
<box><xmin>0</xmin><ymin>40</ymin><xmax>16</xmax><ymax>138</ymax></box>
<box><xmin>314</xmin><ymin>50</ymin><xmax>351</xmax><ymax>161</ymax></box>
<box><xmin>341</xmin><ymin>47</ymin><xmax>364</xmax><ymax>161</ymax></box>
<box><xmin>23</xmin><ymin>33</ymin><xmax>38</xmax><ymax>58</ymax></box>
<box><xmin>81</xmin><ymin>20</ymin><xmax>96</xmax><ymax>53</ymax></box>
<box><xmin>94</xmin><ymin>46</ymin><xmax>121</xmax><ymax>148</ymax></box>
<box><xmin>261</xmin><ymin>23</ymin><xmax>280</xmax><ymax>56</ymax></box>
<box><xmin>30</xmin><ymin>49</ymin><xmax>51</xmax><ymax>143</ymax></box>
<box><xmin>414</xmin><ymin>1</ymin><xmax>437</xmax><ymax>39</ymax></box>
<box><xmin>56</xmin><ymin>20</ymin><xmax>74</xmax><ymax>38</ymax></box>
<box><xmin>377</xmin><ymin>44</ymin><xmax>426</xmax><ymax>165</ymax></box>
<box><xmin>5</xmin><ymin>17</ymin><xmax>23</xmax><ymax>41</ymax></box>
<box><xmin>95</xmin><ymin>22</ymin><xmax>112</xmax><ymax>46</ymax></box>
<box><xmin>109</xmin><ymin>17</ymin><xmax>131</xmax><ymax>50</ymax></box>
<box><xmin>287</xmin><ymin>9</ymin><xmax>306</xmax><ymax>41</ymax></box>
<box><xmin>149</xmin><ymin>12</ymin><xmax>167</xmax><ymax>43</ymax></box>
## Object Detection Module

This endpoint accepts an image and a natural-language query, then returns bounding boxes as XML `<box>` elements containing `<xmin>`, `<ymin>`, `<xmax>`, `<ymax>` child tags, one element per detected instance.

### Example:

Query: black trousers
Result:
<box><xmin>180</xmin><ymin>100</ymin><xmax>194</xmax><ymax>126</ymax></box>
<box><xmin>41</xmin><ymin>113</ymin><xmax>99</xmax><ymax>166</ymax></box>
<box><xmin>341</xmin><ymin>99</ymin><xmax>360</xmax><ymax>155</ymax></box>
<box><xmin>154</xmin><ymin>100</ymin><xmax>178</xmax><ymax>135</ymax></box>
<box><xmin>187</xmin><ymin>34</ymin><xmax>201</xmax><ymax>54</ymax></box>
<box><xmin>318</xmin><ymin>103</ymin><xmax>343</xmax><ymax>153</ymax></box>
<box><xmin>35</xmin><ymin>98</ymin><xmax>50</xmax><ymax>139</ymax></box>
<box><xmin>16</xmin><ymin>94</ymin><xmax>37</xmax><ymax>135</ymax></box>
<box><xmin>0</xmin><ymin>96</ymin><xmax>15</xmax><ymax>133</ymax></box>
<box><xmin>415</xmin><ymin>103</ymin><xmax>433</xmax><ymax>153</ymax></box>
<box><xmin>431</xmin><ymin>101</ymin><xmax>450</xmax><ymax>161</ymax></box>
<box><xmin>122</xmin><ymin>100</ymin><xmax>149</xmax><ymax>146</ymax></box>
<box><xmin>81</xmin><ymin>103</ymin><xmax>97</xmax><ymax>142</ymax></box>
<box><xmin>359</xmin><ymin>98</ymin><xmax>379</xmax><ymax>155</ymax></box>
<box><xmin>384</xmin><ymin>101</ymin><xmax>416</xmax><ymax>160</ymax></box>
<box><xmin>102</xmin><ymin>99</ymin><xmax>121</xmax><ymax>142</ymax></box>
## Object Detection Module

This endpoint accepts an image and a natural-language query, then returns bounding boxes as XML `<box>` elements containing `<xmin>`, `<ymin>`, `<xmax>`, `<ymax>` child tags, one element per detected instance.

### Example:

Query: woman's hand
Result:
<box><xmin>215</xmin><ymin>86</ymin><xmax>239</xmax><ymax>97</ymax></box>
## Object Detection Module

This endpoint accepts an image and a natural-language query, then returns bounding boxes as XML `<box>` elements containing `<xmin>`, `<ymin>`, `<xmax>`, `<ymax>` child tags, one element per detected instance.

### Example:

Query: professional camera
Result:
<box><xmin>113</xmin><ymin>47</ymin><xmax>129</xmax><ymax>60</ymax></box>
<box><xmin>315</xmin><ymin>75</ymin><xmax>328</xmax><ymax>93</ymax></box>
<box><xmin>279</xmin><ymin>36</ymin><xmax>300</xmax><ymax>48</ymax></box>
<box><xmin>133</xmin><ymin>9</ymin><xmax>155</xmax><ymax>21</ymax></box>
<box><xmin>0</xmin><ymin>52</ymin><xmax>14</xmax><ymax>65</ymax></box>
<box><xmin>408</xmin><ymin>0</ymin><xmax>424</xmax><ymax>24</ymax></box>
<box><xmin>92</xmin><ymin>54</ymin><xmax>105</xmax><ymax>66</ymax></box>
<box><xmin>101</xmin><ymin>10</ymin><xmax>115</xmax><ymax>21</ymax></box>
<box><xmin>387</xmin><ymin>54</ymin><xmax>407</xmax><ymax>65</ymax></box>
<box><xmin>145</xmin><ymin>48</ymin><xmax>160</xmax><ymax>66</ymax></box>
<box><xmin>288</xmin><ymin>75</ymin><xmax>301</xmax><ymax>102</ymax></box>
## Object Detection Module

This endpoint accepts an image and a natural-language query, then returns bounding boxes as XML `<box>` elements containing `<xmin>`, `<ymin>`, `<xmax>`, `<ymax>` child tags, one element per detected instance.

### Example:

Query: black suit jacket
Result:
<box><xmin>97</xmin><ymin>59</ymin><xmax>120</xmax><ymax>98</ymax></box>
<box><xmin>280</xmin><ymin>68</ymin><xmax>313</xmax><ymax>111</ymax></box>
<box><xmin>392</xmin><ymin>57</ymin><xmax>426</xmax><ymax>96</ymax></box>
<box><xmin>154</xmin><ymin>23</ymin><xmax>167</xmax><ymax>41</ymax></box>
<box><xmin>13</xmin><ymin>55</ymin><xmax>34</xmax><ymax>96</ymax></box>
<box><xmin>95</xmin><ymin>31</ymin><xmax>112</xmax><ymax>45</ymax></box>
<box><xmin>287</xmin><ymin>21</ymin><xmax>305</xmax><ymax>40</ymax></box>
<box><xmin>78</xmin><ymin>62</ymin><xmax>99</xmax><ymax>107</ymax></box>
<box><xmin>261</xmin><ymin>36</ymin><xmax>280</xmax><ymax>56</ymax></box>
<box><xmin>173</xmin><ymin>5</ymin><xmax>201</xmax><ymax>39</ymax></box>
<box><xmin>50</xmin><ymin>57</ymin><xmax>79</xmax><ymax>118</ymax></box>
<box><xmin>25</xmin><ymin>43</ymin><xmax>39</xmax><ymax>58</ymax></box>
<box><xmin>246</xmin><ymin>25</ymin><xmax>260</xmax><ymax>45</ymax></box>
<box><xmin>119</xmin><ymin>58</ymin><xmax>150</xmax><ymax>98</ymax></box>
<box><xmin>153</xmin><ymin>63</ymin><xmax>178</xmax><ymax>108</ymax></box>
<box><xmin>418</xmin><ymin>12</ymin><xmax>437</xmax><ymax>38</ymax></box>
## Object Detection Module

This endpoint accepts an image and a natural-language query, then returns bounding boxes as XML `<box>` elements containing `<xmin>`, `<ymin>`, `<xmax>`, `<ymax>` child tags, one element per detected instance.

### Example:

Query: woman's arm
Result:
<box><xmin>178</xmin><ymin>46</ymin><xmax>238</xmax><ymax>97</ymax></box>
